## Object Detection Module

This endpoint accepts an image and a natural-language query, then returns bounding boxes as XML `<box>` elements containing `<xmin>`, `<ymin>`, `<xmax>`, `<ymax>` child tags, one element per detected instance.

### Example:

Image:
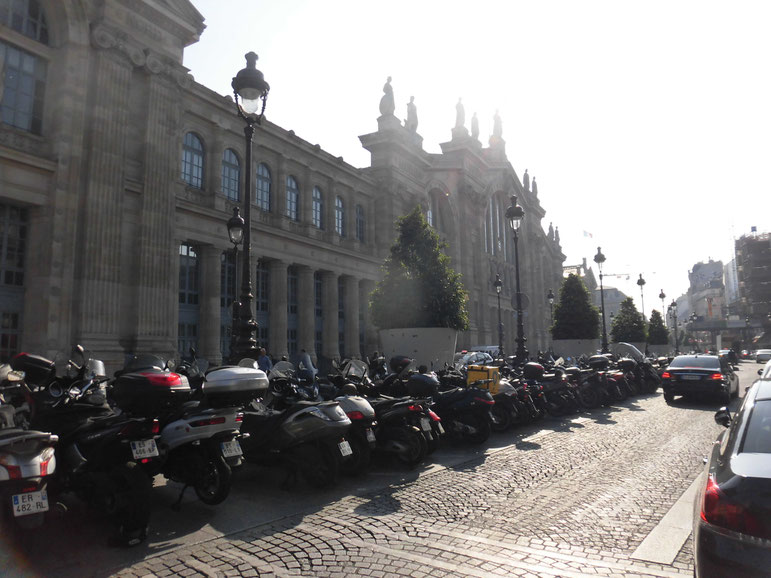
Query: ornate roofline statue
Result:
<box><xmin>379</xmin><ymin>76</ymin><xmax>395</xmax><ymax>116</ymax></box>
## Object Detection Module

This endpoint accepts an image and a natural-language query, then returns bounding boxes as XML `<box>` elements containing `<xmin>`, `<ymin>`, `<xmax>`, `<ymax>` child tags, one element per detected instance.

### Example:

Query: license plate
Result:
<box><xmin>130</xmin><ymin>439</ymin><xmax>159</xmax><ymax>460</ymax></box>
<box><xmin>338</xmin><ymin>440</ymin><xmax>353</xmax><ymax>457</ymax></box>
<box><xmin>12</xmin><ymin>490</ymin><xmax>48</xmax><ymax>517</ymax></box>
<box><xmin>220</xmin><ymin>440</ymin><xmax>243</xmax><ymax>458</ymax></box>
<box><xmin>437</xmin><ymin>422</ymin><xmax>445</xmax><ymax>435</ymax></box>
<box><xmin>420</xmin><ymin>417</ymin><xmax>431</xmax><ymax>432</ymax></box>
<box><xmin>365</xmin><ymin>428</ymin><xmax>376</xmax><ymax>443</ymax></box>
<box><xmin>682</xmin><ymin>375</ymin><xmax>701</xmax><ymax>381</ymax></box>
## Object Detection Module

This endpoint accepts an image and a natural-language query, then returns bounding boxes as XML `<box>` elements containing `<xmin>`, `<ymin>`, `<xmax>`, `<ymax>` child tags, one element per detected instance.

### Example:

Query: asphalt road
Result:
<box><xmin>0</xmin><ymin>361</ymin><xmax>761</xmax><ymax>577</ymax></box>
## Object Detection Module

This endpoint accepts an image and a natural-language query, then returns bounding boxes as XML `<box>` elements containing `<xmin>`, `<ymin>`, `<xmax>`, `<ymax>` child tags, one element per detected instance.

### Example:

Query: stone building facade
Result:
<box><xmin>0</xmin><ymin>0</ymin><xmax>565</xmax><ymax>371</ymax></box>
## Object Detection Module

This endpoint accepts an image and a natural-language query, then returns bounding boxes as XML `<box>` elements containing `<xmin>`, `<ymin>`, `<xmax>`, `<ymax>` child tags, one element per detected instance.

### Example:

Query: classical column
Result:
<box><xmin>135</xmin><ymin>71</ymin><xmax>179</xmax><ymax>357</ymax></box>
<box><xmin>321</xmin><ymin>270</ymin><xmax>340</xmax><ymax>362</ymax></box>
<box><xmin>77</xmin><ymin>48</ymin><xmax>132</xmax><ymax>357</ymax></box>
<box><xmin>198</xmin><ymin>245</ymin><xmax>223</xmax><ymax>365</ymax></box>
<box><xmin>268</xmin><ymin>259</ymin><xmax>288</xmax><ymax>360</ymax></box>
<box><xmin>297</xmin><ymin>265</ymin><xmax>316</xmax><ymax>358</ymax></box>
<box><xmin>343</xmin><ymin>275</ymin><xmax>360</xmax><ymax>359</ymax></box>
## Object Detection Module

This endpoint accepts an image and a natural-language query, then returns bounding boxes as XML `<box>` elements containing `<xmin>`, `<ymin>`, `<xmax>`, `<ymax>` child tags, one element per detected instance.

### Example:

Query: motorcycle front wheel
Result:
<box><xmin>294</xmin><ymin>442</ymin><xmax>340</xmax><ymax>488</ymax></box>
<box><xmin>490</xmin><ymin>402</ymin><xmax>514</xmax><ymax>432</ymax></box>
<box><xmin>462</xmin><ymin>413</ymin><xmax>491</xmax><ymax>444</ymax></box>
<box><xmin>388</xmin><ymin>427</ymin><xmax>427</xmax><ymax>469</ymax></box>
<box><xmin>107</xmin><ymin>462</ymin><xmax>152</xmax><ymax>547</ymax></box>
<box><xmin>192</xmin><ymin>452</ymin><xmax>232</xmax><ymax>506</ymax></box>
<box><xmin>577</xmin><ymin>384</ymin><xmax>601</xmax><ymax>409</ymax></box>
<box><xmin>340</xmin><ymin>434</ymin><xmax>371</xmax><ymax>477</ymax></box>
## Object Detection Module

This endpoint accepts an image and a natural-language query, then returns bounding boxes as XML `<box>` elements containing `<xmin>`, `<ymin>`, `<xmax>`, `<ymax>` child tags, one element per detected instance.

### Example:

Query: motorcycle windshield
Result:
<box><xmin>613</xmin><ymin>343</ymin><xmax>644</xmax><ymax>362</ymax></box>
<box><xmin>344</xmin><ymin>360</ymin><xmax>368</xmax><ymax>381</ymax></box>
<box><xmin>123</xmin><ymin>354</ymin><xmax>167</xmax><ymax>372</ymax></box>
<box><xmin>268</xmin><ymin>361</ymin><xmax>296</xmax><ymax>380</ymax></box>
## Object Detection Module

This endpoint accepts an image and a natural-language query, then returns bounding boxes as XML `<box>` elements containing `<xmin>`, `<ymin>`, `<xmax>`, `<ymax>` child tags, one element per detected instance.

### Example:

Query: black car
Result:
<box><xmin>661</xmin><ymin>354</ymin><xmax>739</xmax><ymax>404</ymax></box>
<box><xmin>693</xmin><ymin>378</ymin><xmax>771</xmax><ymax>577</ymax></box>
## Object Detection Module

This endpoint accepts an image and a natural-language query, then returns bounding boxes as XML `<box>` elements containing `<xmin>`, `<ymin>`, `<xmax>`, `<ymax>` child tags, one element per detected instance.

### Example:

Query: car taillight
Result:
<box><xmin>711</xmin><ymin>373</ymin><xmax>724</xmax><ymax>381</ymax></box>
<box><xmin>661</xmin><ymin>372</ymin><xmax>671</xmax><ymax>379</ymax></box>
<box><xmin>701</xmin><ymin>475</ymin><xmax>766</xmax><ymax>538</ymax></box>
<box><xmin>190</xmin><ymin>417</ymin><xmax>226</xmax><ymax>427</ymax></box>
<box><xmin>347</xmin><ymin>410</ymin><xmax>366</xmax><ymax>420</ymax></box>
<box><xmin>139</xmin><ymin>372</ymin><xmax>183</xmax><ymax>387</ymax></box>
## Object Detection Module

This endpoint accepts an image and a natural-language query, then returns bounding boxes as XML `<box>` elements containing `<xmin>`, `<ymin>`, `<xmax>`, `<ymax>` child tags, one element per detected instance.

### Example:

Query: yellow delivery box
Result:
<box><xmin>466</xmin><ymin>365</ymin><xmax>501</xmax><ymax>394</ymax></box>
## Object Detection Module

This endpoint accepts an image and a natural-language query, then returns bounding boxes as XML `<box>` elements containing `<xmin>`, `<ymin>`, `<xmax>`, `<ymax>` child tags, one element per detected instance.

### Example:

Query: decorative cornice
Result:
<box><xmin>90</xmin><ymin>23</ymin><xmax>193</xmax><ymax>88</ymax></box>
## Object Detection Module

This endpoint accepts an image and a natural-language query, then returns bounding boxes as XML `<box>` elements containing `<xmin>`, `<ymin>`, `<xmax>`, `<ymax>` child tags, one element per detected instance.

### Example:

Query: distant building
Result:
<box><xmin>723</xmin><ymin>259</ymin><xmax>740</xmax><ymax>316</ymax></box>
<box><xmin>688</xmin><ymin>259</ymin><xmax>725</xmax><ymax>322</ymax></box>
<box><xmin>735</xmin><ymin>231</ymin><xmax>771</xmax><ymax>347</ymax></box>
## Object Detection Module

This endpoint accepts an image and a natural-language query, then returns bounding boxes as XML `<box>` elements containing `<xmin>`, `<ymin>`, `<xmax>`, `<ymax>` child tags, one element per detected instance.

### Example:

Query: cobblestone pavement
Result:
<box><xmin>5</xmin><ymin>364</ymin><xmax>756</xmax><ymax>578</ymax></box>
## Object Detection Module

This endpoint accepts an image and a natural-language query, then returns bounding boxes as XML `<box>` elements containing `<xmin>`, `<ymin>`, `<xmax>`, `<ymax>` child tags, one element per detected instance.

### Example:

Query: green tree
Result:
<box><xmin>610</xmin><ymin>297</ymin><xmax>646</xmax><ymax>342</ymax></box>
<box><xmin>551</xmin><ymin>274</ymin><xmax>600</xmax><ymax>339</ymax></box>
<box><xmin>647</xmin><ymin>310</ymin><xmax>669</xmax><ymax>345</ymax></box>
<box><xmin>370</xmin><ymin>206</ymin><xmax>469</xmax><ymax>330</ymax></box>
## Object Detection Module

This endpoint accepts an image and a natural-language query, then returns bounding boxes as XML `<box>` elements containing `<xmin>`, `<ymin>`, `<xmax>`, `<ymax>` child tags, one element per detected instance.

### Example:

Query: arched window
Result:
<box><xmin>181</xmin><ymin>132</ymin><xmax>204</xmax><ymax>188</ymax></box>
<box><xmin>312</xmin><ymin>186</ymin><xmax>323</xmax><ymax>228</ymax></box>
<box><xmin>221</xmin><ymin>149</ymin><xmax>240</xmax><ymax>201</ymax></box>
<box><xmin>355</xmin><ymin>205</ymin><xmax>365</xmax><ymax>242</ymax></box>
<box><xmin>286</xmin><ymin>176</ymin><xmax>299</xmax><ymax>221</ymax></box>
<box><xmin>0</xmin><ymin>1</ymin><xmax>49</xmax><ymax>134</ymax></box>
<box><xmin>335</xmin><ymin>196</ymin><xmax>345</xmax><ymax>236</ymax></box>
<box><xmin>256</xmin><ymin>163</ymin><xmax>271</xmax><ymax>211</ymax></box>
<box><xmin>426</xmin><ymin>207</ymin><xmax>433</xmax><ymax>227</ymax></box>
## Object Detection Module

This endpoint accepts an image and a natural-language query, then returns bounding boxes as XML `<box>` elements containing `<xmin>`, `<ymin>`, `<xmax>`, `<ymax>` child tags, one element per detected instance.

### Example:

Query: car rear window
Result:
<box><xmin>668</xmin><ymin>356</ymin><xmax>719</xmax><ymax>370</ymax></box>
<box><xmin>741</xmin><ymin>400</ymin><xmax>771</xmax><ymax>454</ymax></box>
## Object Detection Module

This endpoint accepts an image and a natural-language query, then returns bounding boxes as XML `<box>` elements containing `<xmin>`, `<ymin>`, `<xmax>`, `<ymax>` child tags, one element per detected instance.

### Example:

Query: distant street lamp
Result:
<box><xmin>494</xmin><ymin>274</ymin><xmax>504</xmax><ymax>359</ymax></box>
<box><xmin>658</xmin><ymin>289</ymin><xmax>666</xmax><ymax>322</ymax></box>
<box><xmin>547</xmin><ymin>288</ymin><xmax>555</xmax><ymax>353</ymax></box>
<box><xmin>506</xmin><ymin>196</ymin><xmax>528</xmax><ymax>362</ymax></box>
<box><xmin>638</xmin><ymin>274</ymin><xmax>647</xmax><ymax>355</ymax></box>
<box><xmin>594</xmin><ymin>247</ymin><xmax>608</xmax><ymax>353</ymax></box>
<box><xmin>668</xmin><ymin>300</ymin><xmax>679</xmax><ymax>355</ymax></box>
<box><xmin>229</xmin><ymin>52</ymin><xmax>270</xmax><ymax>363</ymax></box>
<box><xmin>226</xmin><ymin>207</ymin><xmax>244</xmax><ymax>358</ymax></box>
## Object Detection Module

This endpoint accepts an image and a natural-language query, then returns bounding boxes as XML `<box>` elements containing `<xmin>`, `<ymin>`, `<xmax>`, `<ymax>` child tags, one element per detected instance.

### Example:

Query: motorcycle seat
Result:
<box><xmin>435</xmin><ymin>388</ymin><xmax>468</xmax><ymax>404</ymax></box>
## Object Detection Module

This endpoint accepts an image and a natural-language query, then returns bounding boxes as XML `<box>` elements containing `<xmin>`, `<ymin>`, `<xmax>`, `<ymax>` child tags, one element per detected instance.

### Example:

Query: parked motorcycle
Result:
<box><xmin>240</xmin><ymin>361</ymin><xmax>352</xmax><ymax>488</ymax></box>
<box><xmin>0</xmin><ymin>365</ymin><xmax>58</xmax><ymax>529</ymax></box>
<box><xmin>613</xmin><ymin>343</ymin><xmax>661</xmax><ymax>394</ymax></box>
<box><xmin>11</xmin><ymin>346</ymin><xmax>158</xmax><ymax>546</ymax></box>
<box><xmin>111</xmin><ymin>352</ymin><xmax>266</xmax><ymax>508</ymax></box>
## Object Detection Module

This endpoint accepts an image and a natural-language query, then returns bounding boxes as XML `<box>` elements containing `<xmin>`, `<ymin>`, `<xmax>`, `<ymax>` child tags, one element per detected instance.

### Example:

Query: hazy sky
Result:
<box><xmin>183</xmin><ymin>0</ymin><xmax>768</xmax><ymax>315</ymax></box>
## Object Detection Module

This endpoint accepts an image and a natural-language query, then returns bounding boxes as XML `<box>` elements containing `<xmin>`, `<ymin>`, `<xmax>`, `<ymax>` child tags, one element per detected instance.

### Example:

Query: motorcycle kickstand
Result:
<box><xmin>171</xmin><ymin>484</ymin><xmax>189</xmax><ymax>512</ymax></box>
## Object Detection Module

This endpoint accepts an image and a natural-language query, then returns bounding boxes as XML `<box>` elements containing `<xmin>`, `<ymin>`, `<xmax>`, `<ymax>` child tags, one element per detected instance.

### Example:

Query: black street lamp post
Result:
<box><xmin>638</xmin><ymin>274</ymin><xmax>647</xmax><ymax>354</ymax></box>
<box><xmin>547</xmin><ymin>288</ymin><xmax>554</xmax><ymax>353</ymax></box>
<box><xmin>594</xmin><ymin>247</ymin><xmax>608</xmax><ymax>353</ymax></box>
<box><xmin>226</xmin><ymin>207</ymin><xmax>244</xmax><ymax>358</ymax></box>
<box><xmin>659</xmin><ymin>289</ymin><xmax>666</xmax><ymax>320</ymax></box>
<box><xmin>229</xmin><ymin>52</ymin><xmax>270</xmax><ymax>363</ymax></box>
<box><xmin>668</xmin><ymin>300</ymin><xmax>679</xmax><ymax>355</ymax></box>
<box><xmin>494</xmin><ymin>274</ymin><xmax>504</xmax><ymax>359</ymax></box>
<box><xmin>506</xmin><ymin>196</ymin><xmax>528</xmax><ymax>362</ymax></box>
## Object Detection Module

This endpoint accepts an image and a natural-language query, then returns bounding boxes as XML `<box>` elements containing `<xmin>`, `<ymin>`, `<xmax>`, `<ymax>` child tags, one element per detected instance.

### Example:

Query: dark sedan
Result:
<box><xmin>661</xmin><ymin>354</ymin><xmax>739</xmax><ymax>404</ymax></box>
<box><xmin>693</xmin><ymin>378</ymin><xmax>771</xmax><ymax>577</ymax></box>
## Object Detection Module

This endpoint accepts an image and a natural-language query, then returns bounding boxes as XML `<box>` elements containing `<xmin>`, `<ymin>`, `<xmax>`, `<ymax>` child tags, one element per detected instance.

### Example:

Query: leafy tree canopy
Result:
<box><xmin>370</xmin><ymin>206</ymin><xmax>469</xmax><ymax>330</ymax></box>
<box><xmin>610</xmin><ymin>297</ymin><xmax>646</xmax><ymax>343</ymax></box>
<box><xmin>551</xmin><ymin>274</ymin><xmax>600</xmax><ymax>340</ymax></box>
<box><xmin>647</xmin><ymin>309</ymin><xmax>669</xmax><ymax>345</ymax></box>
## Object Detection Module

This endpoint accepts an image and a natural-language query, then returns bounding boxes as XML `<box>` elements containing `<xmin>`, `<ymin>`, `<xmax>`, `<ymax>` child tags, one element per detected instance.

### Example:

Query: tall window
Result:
<box><xmin>255</xmin><ymin>260</ymin><xmax>269</xmax><ymax>350</ymax></box>
<box><xmin>355</xmin><ymin>205</ymin><xmax>366</xmax><ymax>242</ymax></box>
<box><xmin>0</xmin><ymin>41</ymin><xmax>47</xmax><ymax>134</ymax></box>
<box><xmin>314</xmin><ymin>272</ymin><xmax>323</xmax><ymax>356</ymax></box>
<box><xmin>287</xmin><ymin>267</ymin><xmax>298</xmax><ymax>357</ymax></box>
<box><xmin>1</xmin><ymin>0</ymin><xmax>49</xmax><ymax>42</ymax></box>
<box><xmin>219</xmin><ymin>250</ymin><xmax>237</xmax><ymax>359</ymax></box>
<box><xmin>221</xmin><ymin>149</ymin><xmax>240</xmax><ymax>201</ymax></box>
<box><xmin>335</xmin><ymin>196</ymin><xmax>345</xmax><ymax>236</ymax></box>
<box><xmin>178</xmin><ymin>243</ymin><xmax>199</xmax><ymax>354</ymax></box>
<box><xmin>426</xmin><ymin>207</ymin><xmax>433</xmax><ymax>227</ymax></box>
<box><xmin>312</xmin><ymin>186</ymin><xmax>323</xmax><ymax>229</ymax></box>
<box><xmin>256</xmin><ymin>163</ymin><xmax>271</xmax><ymax>211</ymax></box>
<box><xmin>0</xmin><ymin>204</ymin><xmax>27</xmax><ymax>362</ymax></box>
<box><xmin>181</xmin><ymin>132</ymin><xmax>204</xmax><ymax>188</ymax></box>
<box><xmin>286</xmin><ymin>176</ymin><xmax>299</xmax><ymax>221</ymax></box>
<box><xmin>338</xmin><ymin>277</ymin><xmax>345</xmax><ymax>357</ymax></box>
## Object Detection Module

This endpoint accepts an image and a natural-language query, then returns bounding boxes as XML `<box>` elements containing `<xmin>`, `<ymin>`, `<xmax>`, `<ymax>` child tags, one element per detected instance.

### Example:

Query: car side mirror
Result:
<box><xmin>714</xmin><ymin>407</ymin><xmax>731</xmax><ymax>428</ymax></box>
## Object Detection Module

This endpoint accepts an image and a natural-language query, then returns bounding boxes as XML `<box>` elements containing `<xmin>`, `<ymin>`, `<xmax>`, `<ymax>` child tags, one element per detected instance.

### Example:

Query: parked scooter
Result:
<box><xmin>613</xmin><ymin>343</ymin><xmax>661</xmax><ymax>394</ymax></box>
<box><xmin>0</xmin><ymin>365</ymin><xmax>58</xmax><ymax>529</ymax></box>
<box><xmin>240</xmin><ymin>361</ymin><xmax>352</xmax><ymax>488</ymax></box>
<box><xmin>11</xmin><ymin>346</ymin><xmax>158</xmax><ymax>546</ymax></box>
<box><xmin>111</xmin><ymin>352</ymin><xmax>266</xmax><ymax>508</ymax></box>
